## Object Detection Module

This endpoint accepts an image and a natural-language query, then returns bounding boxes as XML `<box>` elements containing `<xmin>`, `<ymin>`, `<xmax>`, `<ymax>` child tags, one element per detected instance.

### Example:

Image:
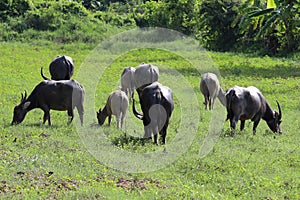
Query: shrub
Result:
<box><xmin>194</xmin><ymin>0</ymin><xmax>242</xmax><ymax>51</ymax></box>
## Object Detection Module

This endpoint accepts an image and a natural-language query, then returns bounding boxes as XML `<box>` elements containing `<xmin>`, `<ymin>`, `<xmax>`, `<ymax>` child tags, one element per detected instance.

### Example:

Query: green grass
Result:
<box><xmin>0</xmin><ymin>40</ymin><xmax>299</xmax><ymax>199</ymax></box>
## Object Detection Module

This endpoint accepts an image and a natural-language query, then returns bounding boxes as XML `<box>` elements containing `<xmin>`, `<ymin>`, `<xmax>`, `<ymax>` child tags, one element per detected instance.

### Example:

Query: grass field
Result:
<box><xmin>0</xmin><ymin>37</ymin><xmax>299</xmax><ymax>199</ymax></box>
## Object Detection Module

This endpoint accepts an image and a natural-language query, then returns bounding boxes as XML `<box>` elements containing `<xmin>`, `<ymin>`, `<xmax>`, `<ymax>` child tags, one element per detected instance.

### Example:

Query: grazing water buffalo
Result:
<box><xmin>12</xmin><ymin>80</ymin><xmax>84</xmax><ymax>126</ymax></box>
<box><xmin>41</xmin><ymin>55</ymin><xmax>74</xmax><ymax>80</ymax></box>
<box><xmin>133</xmin><ymin>82</ymin><xmax>174</xmax><ymax>145</ymax></box>
<box><xmin>226</xmin><ymin>86</ymin><xmax>282</xmax><ymax>135</ymax></box>
<box><xmin>134</xmin><ymin>63</ymin><xmax>159</xmax><ymax>96</ymax></box>
<box><xmin>200</xmin><ymin>72</ymin><xmax>226</xmax><ymax>110</ymax></box>
<box><xmin>121</xmin><ymin>67</ymin><xmax>136</xmax><ymax>98</ymax></box>
<box><xmin>97</xmin><ymin>90</ymin><xmax>129</xmax><ymax>129</ymax></box>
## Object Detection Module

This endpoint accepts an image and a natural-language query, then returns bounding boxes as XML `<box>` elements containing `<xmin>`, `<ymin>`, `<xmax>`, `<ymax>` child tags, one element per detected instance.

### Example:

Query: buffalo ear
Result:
<box><xmin>23</xmin><ymin>101</ymin><xmax>31</xmax><ymax>109</ymax></box>
<box><xmin>274</xmin><ymin>111</ymin><xmax>279</xmax><ymax>118</ymax></box>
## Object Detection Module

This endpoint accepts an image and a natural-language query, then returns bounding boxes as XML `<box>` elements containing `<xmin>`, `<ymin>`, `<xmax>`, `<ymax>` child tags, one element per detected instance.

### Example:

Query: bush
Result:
<box><xmin>0</xmin><ymin>0</ymin><xmax>30</xmax><ymax>21</ymax></box>
<box><xmin>194</xmin><ymin>0</ymin><xmax>242</xmax><ymax>51</ymax></box>
<box><xmin>133</xmin><ymin>0</ymin><xmax>195</xmax><ymax>35</ymax></box>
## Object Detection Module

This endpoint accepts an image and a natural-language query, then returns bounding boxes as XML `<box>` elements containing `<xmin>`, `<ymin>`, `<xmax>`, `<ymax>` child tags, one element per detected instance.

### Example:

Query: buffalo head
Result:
<box><xmin>11</xmin><ymin>91</ymin><xmax>31</xmax><ymax>125</ymax></box>
<box><xmin>96</xmin><ymin>108</ymin><xmax>106</xmax><ymax>125</ymax></box>
<box><xmin>266</xmin><ymin>100</ymin><xmax>282</xmax><ymax>134</ymax></box>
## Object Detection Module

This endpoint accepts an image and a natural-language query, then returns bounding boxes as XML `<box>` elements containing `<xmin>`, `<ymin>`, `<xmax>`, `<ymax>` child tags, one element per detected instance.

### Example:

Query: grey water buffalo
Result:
<box><xmin>225</xmin><ymin>86</ymin><xmax>282</xmax><ymax>135</ymax></box>
<box><xmin>41</xmin><ymin>55</ymin><xmax>74</xmax><ymax>80</ymax></box>
<box><xmin>12</xmin><ymin>80</ymin><xmax>84</xmax><ymax>126</ymax></box>
<box><xmin>121</xmin><ymin>67</ymin><xmax>136</xmax><ymax>98</ymax></box>
<box><xmin>134</xmin><ymin>63</ymin><xmax>159</xmax><ymax>96</ymax></box>
<box><xmin>200</xmin><ymin>72</ymin><xmax>226</xmax><ymax>110</ymax></box>
<box><xmin>97</xmin><ymin>90</ymin><xmax>129</xmax><ymax>129</ymax></box>
<box><xmin>133</xmin><ymin>82</ymin><xmax>174</xmax><ymax>145</ymax></box>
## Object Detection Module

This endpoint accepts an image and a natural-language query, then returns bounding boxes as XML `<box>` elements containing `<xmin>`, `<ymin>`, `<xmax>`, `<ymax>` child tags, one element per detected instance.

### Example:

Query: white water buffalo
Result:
<box><xmin>226</xmin><ymin>86</ymin><xmax>282</xmax><ymax>135</ymax></box>
<box><xmin>41</xmin><ymin>55</ymin><xmax>74</xmax><ymax>80</ymax></box>
<box><xmin>12</xmin><ymin>80</ymin><xmax>84</xmax><ymax>126</ymax></box>
<box><xmin>134</xmin><ymin>63</ymin><xmax>159</xmax><ymax>96</ymax></box>
<box><xmin>200</xmin><ymin>72</ymin><xmax>226</xmax><ymax>110</ymax></box>
<box><xmin>97</xmin><ymin>90</ymin><xmax>129</xmax><ymax>129</ymax></box>
<box><xmin>133</xmin><ymin>82</ymin><xmax>174</xmax><ymax>145</ymax></box>
<box><xmin>121</xmin><ymin>67</ymin><xmax>136</xmax><ymax>98</ymax></box>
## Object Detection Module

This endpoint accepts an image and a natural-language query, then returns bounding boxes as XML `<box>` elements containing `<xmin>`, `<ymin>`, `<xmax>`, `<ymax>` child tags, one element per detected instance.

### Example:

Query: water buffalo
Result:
<box><xmin>226</xmin><ymin>86</ymin><xmax>282</xmax><ymax>135</ymax></box>
<box><xmin>12</xmin><ymin>80</ymin><xmax>84</xmax><ymax>126</ymax></box>
<box><xmin>134</xmin><ymin>63</ymin><xmax>159</xmax><ymax>97</ymax></box>
<box><xmin>200</xmin><ymin>72</ymin><xmax>226</xmax><ymax>110</ymax></box>
<box><xmin>121</xmin><ymin>67</ymin><xmax>136</xmax><ymax>99</ymax></box>
<box><xmin>41</xmin><ymin>55</ymin><xmax>74</xmax><ymax>80</ymax></box>
<box><xmin>97</xmin><ymin>90</ymin><xmax>129</xmax><ymax>129</ymax></box>
<box><xmin>133</xmin><ymin>82</ymin><xmax>174</xmax><ymax>145</ymax></box>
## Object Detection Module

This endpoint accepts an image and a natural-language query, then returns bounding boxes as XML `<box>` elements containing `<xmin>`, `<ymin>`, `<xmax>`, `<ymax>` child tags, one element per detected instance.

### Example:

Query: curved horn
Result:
<box><xmin>132</xmin><ymin>99</ymin><xmax>143</xmax><ymax>120</ymax></box>
<box><xmin>24</xmin><ymin>90</ymin><xmax>27</xmax><ymax>100</ymax></box>
<box><xmin>20</xmin><ymin>90</ymin><xmax>27</xmax><ymax>103</ymax></box>
<box><xmin>21</xmin><ymin>93</ymin><xmax>24</xmax><ymax>103</ymax></box>
<box><xmin>276</xmin><ymin>100</ymin><xmax>282</xmax><ymax>119</ymax></box>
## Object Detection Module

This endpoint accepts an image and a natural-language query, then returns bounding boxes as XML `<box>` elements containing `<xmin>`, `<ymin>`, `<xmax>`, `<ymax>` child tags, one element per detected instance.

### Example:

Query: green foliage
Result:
<box><xmin>133</xmin><ymin>0</ymin><xmax>196</xmax><ymax>35</ymax></box>
<box><xmin>0</xmin><ymin>0</ymin><xmax>30</xmax><ymax>21</ymax></box>
<box><xmin>195</xmin><ymin>0</ymin><xmax>242</xmax><ymax>51</ymax></box>
<box><xmin>0</xmin><ymin>0</ymin><xmax>135</xmax><ymax>43</ymax></box>
<box><xmin>234</xmin><ymin>0</ymin><xmax>300</xmax><ymax>54</ymax></box>
<box><xmin>0</xmin><ymin>0</ymin><xmax>299</xmax><ymax>54</ymax></box>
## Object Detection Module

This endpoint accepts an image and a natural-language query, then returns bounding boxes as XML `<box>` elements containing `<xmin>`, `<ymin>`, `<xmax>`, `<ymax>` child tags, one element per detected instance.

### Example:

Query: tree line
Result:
<box><xmin>0</xmin><ymin>0</ymin><xmax>299</xmax><ymax>54</ymax></box>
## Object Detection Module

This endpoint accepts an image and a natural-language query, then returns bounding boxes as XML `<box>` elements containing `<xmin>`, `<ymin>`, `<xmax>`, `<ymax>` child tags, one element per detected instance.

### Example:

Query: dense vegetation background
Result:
<box><xmin>1</xmin><ymin>0</ymin><xmax>299</xmax><ymax>55</ymax></box>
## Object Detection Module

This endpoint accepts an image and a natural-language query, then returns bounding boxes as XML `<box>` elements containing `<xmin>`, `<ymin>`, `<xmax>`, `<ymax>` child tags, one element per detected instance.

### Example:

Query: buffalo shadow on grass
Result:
<box><xmin>220</xmin><ymin>64</ymin><xmax>300</xmax><ymax>79</ymax></box>
<box><xmin>171</xmin><ymin>62</ymin><xmax>300</xmax><ymax>79</ymax></box>
<box><xmin>110</xmin><ymin>133</ymin><xmax>149</xmax><ymax>147</ymax></box>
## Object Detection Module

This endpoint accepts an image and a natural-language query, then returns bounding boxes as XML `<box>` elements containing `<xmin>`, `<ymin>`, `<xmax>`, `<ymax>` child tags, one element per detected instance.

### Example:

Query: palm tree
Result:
<box><xmin>234</xmin><ymin>0</ymin><xmax>299</xmax><ymax>53</ymax></box>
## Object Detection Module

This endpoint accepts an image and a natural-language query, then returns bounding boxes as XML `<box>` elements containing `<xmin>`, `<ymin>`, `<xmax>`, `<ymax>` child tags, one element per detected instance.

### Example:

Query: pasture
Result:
<box><xmin>0</xmin><ymin>40</ymin><xmax>299</xmax><ymax>199</ymax></box>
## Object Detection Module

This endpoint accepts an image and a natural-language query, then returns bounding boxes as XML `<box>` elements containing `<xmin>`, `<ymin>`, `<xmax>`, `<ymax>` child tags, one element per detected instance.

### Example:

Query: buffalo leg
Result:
<box><xmin>144</xmin><ymin>126</ymin><xmax>151</xmax><ymax>140</ymax></box>
<box><xmin>160</xmin><ymin>124</ymin><xmax>168</xmax><ymax>145</ymax></box>
<box><xmin>153</xmin><ymin>132</ymin><xmax>158</xmax><ymax>145</ymax></box>
<box><xmin>116</xmin><ymin>115</ymin><xmax>120</xmax><ymax>129</ymax></box>
<box><xmin>230</xmin><ymin>116</ymin><xmax>238</xmax><ymax>136</ymax></box>
<box><xmin>210</xmin><ymin>96</ymin><xmax>216</xmax><ymax>110</ymax></box>
<box><xmin>240</xmin><ymin>120</ymin><xmax>245</xmax><ymax>131</ymax></box>
<box><xmin>43</xmin><ymin>112</ymin><xmax>51</xmax><ymax>126</ymax></box>
<box><xmin>41</xmin><ymin>107</ymin><xmax>51</xmax><ymax>126</ymax></box>
<box><xmin>204</xmin><ymin>95</ymin><xmax>209</xmax><ymax>110</ymax></box>
<box><xmin>67</xmin><ymin>109</ymin><xmax>74</xmax><ymax>125</ymax></box>
<box><xmin>76</xmin><ymin>105</ymin><xmax>84</xmax><ymax>126</ymax></box>
<box><xmin>252</xmin><ymin>120</ymin><xmax>260</xmax><ymax>135</ymax></box>
<box><xmin>153</xmin><ymin>125</ymin><xmax>159</xmax><ymax>145</ymax></box>
<box><xmin>121</xmin><ymin>113</ymin><xmax>126</xmax><ymax>129</ymax></box>
<box><xmin>108</xmin><ymin>115</ymin><xmax>112</xmax><ymax>126</ymax></box>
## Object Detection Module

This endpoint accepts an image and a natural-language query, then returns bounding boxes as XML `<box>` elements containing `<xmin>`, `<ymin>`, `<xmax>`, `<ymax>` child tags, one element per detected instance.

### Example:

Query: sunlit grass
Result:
<box><xmin>0</xmin><ymin>41</ymin><xmax>299</xmax><ymax>199</ymax></box>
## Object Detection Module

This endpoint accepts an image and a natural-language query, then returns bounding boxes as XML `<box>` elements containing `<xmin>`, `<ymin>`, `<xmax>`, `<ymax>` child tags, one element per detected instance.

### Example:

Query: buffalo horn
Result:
<box><xmin>24</xmin><ymin>90</ymin><xmax>27</xmax><ymax>101</ymax></box>
<box><xmin>20</xmin><ymin>91</ymin><xmax>27</xmax><ymax>103</ymax></box>
<box><xmin>21</xmin><ymin>93</ymin><xmax>24</xmax><ymax>103</ymax></box>
<box><xmin>132</xmin><ymin>99</ymin><xmax>143</xmax><ymax>120</ymax></box>
<box><xmin>276</xmin><ymin>100</ymin><xmax>282</xmax><ymax>119</ymax></box>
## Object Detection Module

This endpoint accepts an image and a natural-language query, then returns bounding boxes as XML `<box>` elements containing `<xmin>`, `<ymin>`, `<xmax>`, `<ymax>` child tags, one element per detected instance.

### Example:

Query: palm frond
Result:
<box><xmin>257</xmin><ymin>11</ymin><xmax>280</xmax><ymax>37</ymax></box>
<box><xmin>248</xmin><ymin>8</ymin><xmax>274</xmax><ymax>18</ymax></box>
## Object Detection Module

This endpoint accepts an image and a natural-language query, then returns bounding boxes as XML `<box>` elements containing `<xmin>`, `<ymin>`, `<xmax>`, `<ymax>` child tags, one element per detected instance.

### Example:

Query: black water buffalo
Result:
<box><xmin>226</xmin><ymin>86</ymin><xmax>282</xmax><ymax>135</ymax></box>
<box><xmin>12</xmin><ymin>80</ymin><xmax>84</xmax><ymax>126</ymax></box>
<box><xmin>41</xmin><ymin>55</ymin><xmax>74</xmax><ymax>80</ymax></box>
<box><xmin>133</xmin><ymin>82</ymin><xmax>174</xmax><ymax>144</ymax></box>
